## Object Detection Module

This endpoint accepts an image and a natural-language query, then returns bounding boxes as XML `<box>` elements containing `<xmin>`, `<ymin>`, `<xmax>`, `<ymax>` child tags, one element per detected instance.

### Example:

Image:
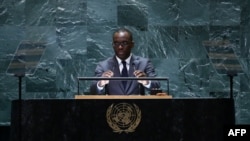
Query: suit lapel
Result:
<box><xmin>110</xmin><ymin>57</ymin><xmax>125</xmax><ymax>93</ymax></box>
<box><xmin>111</xmin><ymin>55</ymin><xmax>140</xmax><ymax>94</ymax></box>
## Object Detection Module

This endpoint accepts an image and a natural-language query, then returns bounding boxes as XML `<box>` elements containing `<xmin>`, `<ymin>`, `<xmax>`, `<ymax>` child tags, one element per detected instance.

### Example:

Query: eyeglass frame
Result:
<box><xmin>112</xmin><ymin>41</ymin><xmax>133</xmax><ymax>47</ymax></box>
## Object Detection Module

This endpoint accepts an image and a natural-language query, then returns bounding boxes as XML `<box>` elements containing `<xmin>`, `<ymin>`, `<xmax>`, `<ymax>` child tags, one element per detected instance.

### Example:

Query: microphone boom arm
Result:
<box><xmin>77</xmin><ymin>77</ymin><xmax>169</xmax><ymax>95</ymax></box>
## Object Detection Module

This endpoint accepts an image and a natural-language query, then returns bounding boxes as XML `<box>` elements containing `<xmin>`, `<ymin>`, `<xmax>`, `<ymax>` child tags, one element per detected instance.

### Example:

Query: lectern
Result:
<box><xmin>10</xmin><ymin>95</ymin><xmax>235</xmax><ymax>141</ymax></box>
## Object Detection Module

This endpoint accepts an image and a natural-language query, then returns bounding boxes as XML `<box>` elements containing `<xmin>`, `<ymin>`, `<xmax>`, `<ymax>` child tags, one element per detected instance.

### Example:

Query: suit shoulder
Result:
<box><xmin>98</xmin><ymin>57</ymin><xmax>113</xmax><ymax>65</ymax></box>
<box><xmin>133</xmin><ymin>55</ymin><xmax>150</xmax><ymax>62</ymax></box>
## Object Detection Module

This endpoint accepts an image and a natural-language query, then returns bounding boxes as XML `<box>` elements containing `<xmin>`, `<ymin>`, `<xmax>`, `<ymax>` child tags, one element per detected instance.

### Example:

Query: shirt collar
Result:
<box><xmin>116</xmin><ymin>54</ymin><xmax>132</xmax><ymax>65</ymax></box>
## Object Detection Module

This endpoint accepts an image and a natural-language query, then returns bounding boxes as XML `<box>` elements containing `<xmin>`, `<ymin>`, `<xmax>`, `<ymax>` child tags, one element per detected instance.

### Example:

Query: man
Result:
<box><xmin>90</xmin><ymin>28</ymin><xmax>160</xmax><ymax>95</ymax></box>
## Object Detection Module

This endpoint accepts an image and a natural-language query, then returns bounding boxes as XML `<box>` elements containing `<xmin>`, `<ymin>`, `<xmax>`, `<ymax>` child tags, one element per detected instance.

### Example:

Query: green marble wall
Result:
<box><xmin>0</xmin><ymin>0</ymin><xmax>250</xmax><ymax>125</ymax></box>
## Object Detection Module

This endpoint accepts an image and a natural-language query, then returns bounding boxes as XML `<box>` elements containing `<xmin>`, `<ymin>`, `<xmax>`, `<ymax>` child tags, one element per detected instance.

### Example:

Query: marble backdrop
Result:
<box><xmin>0</xmin><ymin>0</ymin><xmax>250</xmax><ymax>125</ymax></box>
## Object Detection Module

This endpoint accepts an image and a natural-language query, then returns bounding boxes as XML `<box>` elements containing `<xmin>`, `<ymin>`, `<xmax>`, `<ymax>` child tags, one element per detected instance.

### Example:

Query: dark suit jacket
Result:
<box><xmin>90</xmin><ymin>55</ymin><xmax>160</xmax><ymax>95</ymax></box>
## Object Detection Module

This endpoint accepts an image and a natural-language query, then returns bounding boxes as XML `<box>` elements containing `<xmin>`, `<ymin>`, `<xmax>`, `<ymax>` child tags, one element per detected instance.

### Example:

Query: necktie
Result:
<box><xmin>121</xmin><ymin>61</ymin><xmax>128</xmax><ymax>88</ymax></box>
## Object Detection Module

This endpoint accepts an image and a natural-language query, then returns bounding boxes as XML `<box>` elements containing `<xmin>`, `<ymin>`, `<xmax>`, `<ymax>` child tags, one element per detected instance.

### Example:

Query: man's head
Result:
<box><xmin>112</xmin><ymin>28</ymin><xmax>134</xmax><ymax>60</ymax></box>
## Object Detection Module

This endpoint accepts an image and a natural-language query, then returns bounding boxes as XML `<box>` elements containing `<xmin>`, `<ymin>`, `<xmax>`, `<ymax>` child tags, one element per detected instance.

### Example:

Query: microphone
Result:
<box><xmin>104</xmin><ymin>84</ymin><xmax>109</xmax><ymax>95</ymax></box>
<box><xmin>132</xmin><ymin>62</ymin><xmax>145</xmax><ymax>95</ymax></box>
<box><xmin>132</xmin><ymin>62</ymin><xmax>136</xmax><ymax>71</ymax></box>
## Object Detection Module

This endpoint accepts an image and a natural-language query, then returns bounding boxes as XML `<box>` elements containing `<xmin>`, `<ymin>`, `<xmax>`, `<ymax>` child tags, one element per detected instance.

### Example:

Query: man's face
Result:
<box><xmin>112</xmin><ymin>31</ymin><xmax>134</xmax><ymax>60</ymax></box>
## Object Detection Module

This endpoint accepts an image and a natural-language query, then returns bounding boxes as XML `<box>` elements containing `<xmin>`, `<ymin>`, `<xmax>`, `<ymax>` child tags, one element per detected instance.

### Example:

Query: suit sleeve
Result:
<box><xmin>89</xmin><ymin>63</ymin><xmax>105</xmax><ymax>95</ymax></box>
<box><xmin>144</xmin><ymin>59</ymin><xmax>161</xmax><ymax>89</ymax></box>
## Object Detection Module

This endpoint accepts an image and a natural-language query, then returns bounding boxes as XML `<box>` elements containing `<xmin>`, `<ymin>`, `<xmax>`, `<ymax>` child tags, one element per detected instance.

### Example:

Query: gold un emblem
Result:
<box><xmin>106</xmin><ymin>103</ymin><xmax>141</xmax><ymax>133</ymax></box>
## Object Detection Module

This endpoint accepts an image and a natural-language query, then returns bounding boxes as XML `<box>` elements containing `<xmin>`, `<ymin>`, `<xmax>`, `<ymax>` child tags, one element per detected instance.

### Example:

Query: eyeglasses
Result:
<box><xmin>112</xmin><ymin>41</ymin><xmax>131</xmax><ymax>47</ymax></box>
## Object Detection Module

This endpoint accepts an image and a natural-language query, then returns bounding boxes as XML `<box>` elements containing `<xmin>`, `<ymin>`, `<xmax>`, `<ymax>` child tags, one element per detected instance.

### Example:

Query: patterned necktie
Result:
<box><xmin>121</xmin><ymin>60</ymin><xmax>128</xmax><ymax>88</ymax></box>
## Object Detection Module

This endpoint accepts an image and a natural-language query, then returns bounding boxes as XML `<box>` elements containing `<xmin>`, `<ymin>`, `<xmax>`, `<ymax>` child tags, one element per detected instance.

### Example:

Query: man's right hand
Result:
<box><xmin>97</xmin><ymin>70</ymin><xmax>114</xmax><ymax>87</ymax></box>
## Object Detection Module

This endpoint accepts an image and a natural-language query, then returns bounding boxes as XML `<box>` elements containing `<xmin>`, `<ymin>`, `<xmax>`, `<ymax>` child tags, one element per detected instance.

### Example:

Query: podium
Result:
<box><xmin>10</xmin><ymin>96</ymin><xmax>235</xmax><ymax>141</ymax></box>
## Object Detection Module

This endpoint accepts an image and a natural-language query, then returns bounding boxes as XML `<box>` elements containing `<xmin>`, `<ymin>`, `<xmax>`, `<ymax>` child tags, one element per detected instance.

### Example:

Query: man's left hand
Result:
<box><xmin>133</xmin><ymin>70</ymin><xmax>149</xmax><ymax>85</ymax></box>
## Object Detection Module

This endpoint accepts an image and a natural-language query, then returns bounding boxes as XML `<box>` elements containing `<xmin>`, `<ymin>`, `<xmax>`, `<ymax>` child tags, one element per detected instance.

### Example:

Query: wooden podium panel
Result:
<box><xmin>10</xmin><ymin>97</ymin><xmax>235</xmax><ymax>141</ymax></box>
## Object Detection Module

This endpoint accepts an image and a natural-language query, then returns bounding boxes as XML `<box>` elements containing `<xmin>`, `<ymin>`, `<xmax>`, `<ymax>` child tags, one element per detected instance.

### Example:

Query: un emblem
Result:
<box><xmin>106</xmin><ymin>103</ymin><xmax>141</xmax><ymax>133</ymax></box>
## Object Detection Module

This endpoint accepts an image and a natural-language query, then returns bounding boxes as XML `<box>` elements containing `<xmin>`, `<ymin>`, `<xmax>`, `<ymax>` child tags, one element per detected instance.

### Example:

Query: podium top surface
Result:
<box><xmin>75</xmin><ymin>95</ymin><xmax>172</xmax><ymax>99</ymax></box>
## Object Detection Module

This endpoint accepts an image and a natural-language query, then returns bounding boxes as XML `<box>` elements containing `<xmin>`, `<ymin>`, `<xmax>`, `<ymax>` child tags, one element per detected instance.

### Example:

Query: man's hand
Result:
<box><xmin>98</xmin><ymin>70</ymin><xmax>114</xmax><ymax>87</ymax></box>
<box><xmin>133</xmin><ymin>70</ymin><xmax>149</xmax><ymax>85</ymax></box>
